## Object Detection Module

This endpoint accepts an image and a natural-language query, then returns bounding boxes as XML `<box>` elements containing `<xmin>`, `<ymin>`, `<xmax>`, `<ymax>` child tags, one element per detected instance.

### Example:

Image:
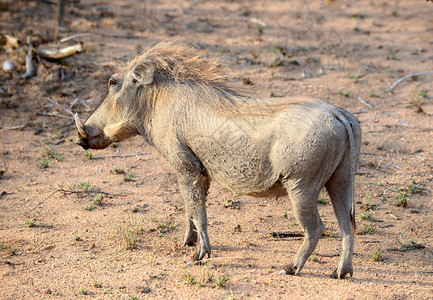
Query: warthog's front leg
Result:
<box><xmin>178</xmin><ymin>174</ymin><xmax>211</xmax><ymax>262</ymax></box>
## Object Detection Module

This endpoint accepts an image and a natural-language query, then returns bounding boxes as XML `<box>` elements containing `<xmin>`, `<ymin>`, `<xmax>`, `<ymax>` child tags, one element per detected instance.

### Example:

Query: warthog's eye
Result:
<box><xmin>132</xmin><ymin>78</ymin><xmax>138</xmax><ymax>84</ymax></box>
<box><xmin>108</xmin><ymin>78</ymin><xmax>117</xmax><ymax>88</ymax></box>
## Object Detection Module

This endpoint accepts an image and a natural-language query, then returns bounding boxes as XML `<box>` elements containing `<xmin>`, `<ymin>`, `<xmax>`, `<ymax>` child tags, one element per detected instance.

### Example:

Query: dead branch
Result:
<box><xmin>91</xmin><ymin>153</ymin><xmax>151</xmax><ymax>160</ymax></box>
<box><xmin>192</xmin><ymin>256</ymin><xmax>243</xmax><ymax>265</ymax></box>
<box><xmin>267</xmin><ymin>237</ymin><xmax>303</xmax><ymax>241</ymax></box>
<box><xmin>66</xmin><ymin>98</ymin><xmax>82</xmax><ymax>115</ymax></box>
<box><xmin>56</xmin><ymin>186</ymin><xmax>126</xmax><ymax>197</ymax></box>
<box><xmin>2</xmin><ymin>34</ymin><xmax>21</xmax><ymax>49</ymax></box>
<box><xmin>355</xmin><ymin>171</ymin><xmax>373</xmax><ymax>175</ymax></box>
<box><xmin>352</xmin><ymin>72</ymin><xmax>370</xmax><ymax>79</ymax></box>
<box><xmin>0</xmin><ymin>131</ymin><xmax>7</xmax><ymax>178</ymax></box>
<box><xmin>20</xmin><ymin>34</ymin><xmax>36</xmax><ymax>79</ymax></box>
<box><xmin>43</xmin><ymin>97</ymin><xmax>76</xmax><ymax>119</ymax></box>
<box><xmin>57</xmin><ymin>0</ymin><xmax>66</xmax><ymax>27</ymax></box>
<box><xmin>389</xmin><ymin>238</ymin><xmax>425</xmax><ymax>252</ymax></box>
<box><xmin>28</xmin><ymin>190</ymin><xmax>58</xmax><ymax>212</ymax></box>
<box><xmin>39</xmin><ymin>42</ymin><xmax>84</xmax><ymax>60</ymax></box>
<box><xmin>197</xmin><ymin>16</ymin><xmax>267</xmax><ymax>28</ymax></box>
<box><xmin>390</xmin><ymin>71</ymin><xmax>433</xmax><ymax>92</ymax></box>
<box><xmin>37</xmin><ymin>111</ymin><xmax>74</xmax><ymax>120</ymax></box>
<box><xmin>243</xmin><ymin>17</ymin><xmax>267</xmax><ymax>28</ymax></box>
<box><xmin>80</xmin><ymin>99</ymin><xmax>100</xmax><ymax>103</ymax></box>
<box><xmin>55</xmin><ymin>121</ymin><xmax>74</xmax><ymax>129</ymax></box>
<box><xmin>0</xmin><ymin>124</ymin><xmax>26</xmax><ymax>130</ymax></box>
<box><xmin>352</xmin><ymin>110</ymin><xmax>369</xmax><ymax>115</ymax></box>
<box><xmin>73</xmin><ymin>98</ymin><xmax>100</xmax><ymax>112</ymax></box>
<box><xmin>358</xmin><ymin>97</ymin><xmax>373</xmax><ymax>109</ymax></box>
<box><xmin>59</xmin><ymin>33</ymin><xmax>90</xmax><ymax>43</ymax></box>
<box><xmin>387</xmin><ymin>213</ymin><xmax>400</xmax><ymax>220</ymax></box>
<box><xmin>315</xmin><ymin>253</ymin><xmax>340</xmax><ymax>257</ymax></box>
<box><xmin>272</xmin><ymin>231</ymin><xmax>304</xmax><ymax>238</ymax></box>
<box><xmin>361</xmin><ymin>152</ymin><xmax>382</xmax><ymax>156</ymax></box>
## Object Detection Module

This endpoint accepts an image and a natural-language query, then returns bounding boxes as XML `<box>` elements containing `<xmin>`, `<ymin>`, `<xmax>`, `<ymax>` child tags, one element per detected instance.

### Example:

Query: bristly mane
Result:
<box><xmin>124</xmin><ymin>41</ymin><xmax>229</xmax><ymax>86</ymax></box>
<box><xmin>122</xmin><ymin>41</ymin><xmax>309</xmax><ymax>117</ymax></box>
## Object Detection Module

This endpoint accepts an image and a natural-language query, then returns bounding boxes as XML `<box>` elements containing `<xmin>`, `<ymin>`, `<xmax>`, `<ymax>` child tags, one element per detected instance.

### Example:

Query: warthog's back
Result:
<box><xmin>184</xmin><ymin>98</ymin><xmax>356</xmax><ymax>196</ymax></box>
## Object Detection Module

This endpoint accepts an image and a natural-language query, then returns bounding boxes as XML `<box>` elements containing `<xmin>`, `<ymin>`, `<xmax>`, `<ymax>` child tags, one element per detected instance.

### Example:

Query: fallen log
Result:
<box><xmin>39</xmin><ymin>42</ymin><xmax>84</xmax><ymax>60</ymax></box>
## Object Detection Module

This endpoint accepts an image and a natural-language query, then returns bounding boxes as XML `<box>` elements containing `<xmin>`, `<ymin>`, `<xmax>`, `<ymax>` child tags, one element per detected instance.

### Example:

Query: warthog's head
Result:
<box><xmin>75</xmin><ymin>61</ymin><xmax>156</xmax><ymax>150</ymax></box>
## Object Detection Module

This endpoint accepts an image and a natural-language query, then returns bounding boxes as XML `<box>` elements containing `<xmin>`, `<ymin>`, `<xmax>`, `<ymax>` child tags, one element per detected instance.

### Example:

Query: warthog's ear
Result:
<box><xmin>132</xmin><ymin>61</ymin><xmax>156</xmax><ymax>85</ymax></box>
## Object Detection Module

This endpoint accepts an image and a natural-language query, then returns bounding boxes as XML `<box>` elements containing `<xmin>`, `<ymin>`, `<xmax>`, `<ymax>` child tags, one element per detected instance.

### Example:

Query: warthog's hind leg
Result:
<box><xmin>178</xmin><ymin>174</ymin><xmax>211</xmax><ymax>262</ymax></box>
<box><xmin>281</xmin><ymin>186</ymin><xmax>324</xmax><ymax>276</ymax></box>
<box><xmin>325</xmin><ymin>151</ymin><xmax>355</xmax><ymax>279</ymax></box>
<box><xmin>182</xmin><ymin>219</ymin><xmax>198</xmax><ymax>246</ymax></box>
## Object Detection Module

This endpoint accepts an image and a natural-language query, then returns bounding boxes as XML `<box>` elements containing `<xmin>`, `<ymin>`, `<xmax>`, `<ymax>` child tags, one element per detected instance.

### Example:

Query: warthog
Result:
<box><xmin>75</xmin><ymin>41</ymin><xmax>361</xmax><ymax>279</ymax></box>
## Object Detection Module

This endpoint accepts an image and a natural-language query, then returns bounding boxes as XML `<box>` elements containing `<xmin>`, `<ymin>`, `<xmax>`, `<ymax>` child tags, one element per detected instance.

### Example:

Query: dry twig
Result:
<box><xmin>315</xmin><ymin>253</ymin><xmax>340</xmax><ymax>257</ymax></box>
<box><xmin>192</xmin><ymin>256</ymin><xmax>243</xmax><ymax>264</ymax></box>
<box><xmin>56</xmin><ymin>186</ymin><xmax>126</xmax><ymax>197</ymax></box>
<box><xmin>37</xmin><ymin>111</ymin><xmax>74</xmax><ymax>120</ymax></box>
<box><xmin>41</xmin><ymin>97</ymin><xmax>78</xmax><ymax>120</ymax></box>
<box><xmin>0</xmin><ymin>131</ymin><xmax>7</xmax><ymax>178</ymax></box>
<box><xmin>359</xmin><ymin>97</ymin><xmax>373</xmax><ymax>109</ymax></box>
<box><xmin>91</xmin><ymin>153</ymin><xmax>151</xmax><ymax>160</ymax></box>
<box><xmin>361</xmin><ymin>152</ymin><xmax>382</xmax><ymax>156</ymax></box>
<box><xmin>197</xmin><ymin>16</ymin><xmax>267</xmax><ymax>28</ymax></box>
<box><xmin>267</xmin><ymin>237</ymin><xmax>302</xmax><ymax>241</ymax></box>
<box><xmin>66</xmin><ymin>98</ymin><xmax>82</xmax><ymax>115</ymax></box>
<box><xmin>3</xmin><ymin>34</ymin><xmax>21</xmax><ymax>48</ymax></box>
<box><xmin>387</xmin><ymin>213</ymin><xmax>400</xmax><ymax>220</ymax></box>
<box><xmin>21</xmin><ymin>34</ymin><xmax>36</xmax><ymax>79</ymax></box>
<box><xmin>390</xmin><ymin>71</ymin><xmax>433</xmax><ymax>92</ymax></box>
<box><xmin>0</xmin><ymin>124</ymin><xmax>26</xmax><ymax>130</ymax></box>
<box><xmin>59</xmin><ymin>33</ymin><xmax>90</xmax><ymax>43</ymax></box>
<box><xmin>272</xmin><ymin>231</ymin><xmax>304</xmax><ymax>238</ymax></box>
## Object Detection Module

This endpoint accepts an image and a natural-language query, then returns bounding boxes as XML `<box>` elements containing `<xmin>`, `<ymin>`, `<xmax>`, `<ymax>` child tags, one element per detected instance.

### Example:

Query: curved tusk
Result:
<box><xmin>74</xmin><ymin>113</ymin><xmax>87</xmax><ymax>138</ymax></box>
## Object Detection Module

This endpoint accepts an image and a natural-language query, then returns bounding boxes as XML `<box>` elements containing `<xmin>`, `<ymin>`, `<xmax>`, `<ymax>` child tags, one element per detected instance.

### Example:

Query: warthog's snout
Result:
<box><xmin>76</xmin><ymin>137</ymin><xmax>90</xmax><ymax>150</ymax></box>
<box><xmin>75</xmin><ymin>113</ymin><xmax>90</xmax><ymax>150</ymax></box>
<box><xmin>74</xmin><ymin>113</ymin><xmax>112</xmax><ymax>150</ymax></box>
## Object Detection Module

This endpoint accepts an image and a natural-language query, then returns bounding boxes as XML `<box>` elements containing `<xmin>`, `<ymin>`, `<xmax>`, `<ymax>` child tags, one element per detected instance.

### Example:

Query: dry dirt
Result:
<box><xmin>1</xmin><ymin>0</ymin><xmax>433</xmax><ymax>299</ymax></box>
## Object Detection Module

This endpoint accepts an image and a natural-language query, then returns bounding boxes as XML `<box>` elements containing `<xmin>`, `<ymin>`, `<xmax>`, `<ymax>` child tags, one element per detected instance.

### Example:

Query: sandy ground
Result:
<box><xmin>1</xmin><ymin>0</ymin><xmax>433</xmax><ymax>299</ymax></box>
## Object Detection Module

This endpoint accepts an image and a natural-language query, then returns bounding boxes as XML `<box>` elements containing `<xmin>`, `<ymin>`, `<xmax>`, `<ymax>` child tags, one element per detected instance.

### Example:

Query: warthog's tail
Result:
<box><xmin>335</xmin><ymin>110</ymin><xmax>358</xmax><ymax>234</ymax></box>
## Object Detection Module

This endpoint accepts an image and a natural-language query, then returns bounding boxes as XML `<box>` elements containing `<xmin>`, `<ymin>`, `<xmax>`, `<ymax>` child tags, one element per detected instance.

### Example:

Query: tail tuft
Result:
<box><xmin>350</xmin><ymin>211</ymin><xmax>356</xmax><ymax>234</ymax></box>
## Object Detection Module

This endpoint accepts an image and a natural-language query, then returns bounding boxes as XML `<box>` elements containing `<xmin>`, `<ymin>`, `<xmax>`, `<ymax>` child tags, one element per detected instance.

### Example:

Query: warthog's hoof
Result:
<box><xmin>192</xmin><ymin>249</ymin><xmax>210</xmax><ymax>262</ymax></box>
<box><xmin>330</xmin><ymin>268</ymin><xmax>353</xmax><ymax>279</ymax></box>
<box><xmin>279</xmin><ymin>264</ymin><xmax>297</xmax><ymax>275</ymax></box>
<box><xmin>187</xmin><ymin>259</ymin><xmax>205</xmax><ymax>266</ymax></box>
<box><xmin>182</xmin><ymin>240</ymin><xmax>196</xmax><ymax>247</ymax></box>
<box><xmin>182</xmin><ymin>230</ymin><xmax>198</xmax><ymax>247</ymax></box>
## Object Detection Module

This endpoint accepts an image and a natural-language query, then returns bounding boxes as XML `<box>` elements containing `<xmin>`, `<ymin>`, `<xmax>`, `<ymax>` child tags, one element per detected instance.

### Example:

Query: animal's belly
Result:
<box><xmin>245</xmin><ymin>181</ymin><xmax>288</xmax><ymax>197</ymax></box>
<box><xmin>203</xmin><ymin>158</ymin><xmax>281</xmax><ymax>196</ymax></box>
<box><xmin>213</xmin><ymin>176</ymin><xmax>286</xmax><ymax>197</ymax></box>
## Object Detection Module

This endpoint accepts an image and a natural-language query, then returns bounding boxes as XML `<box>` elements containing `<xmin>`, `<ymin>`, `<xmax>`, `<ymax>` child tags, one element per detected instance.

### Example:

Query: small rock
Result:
<box><xmin>2</xmin><ymin>60</ymin><xmax>14</xmax><ymax>72</ymax></box>
<box><xmin>136</xmin><ymin>286</ymin><xmax>151</xmax><ymax>294</ymax></box>
<box><xmin>243</xmin><ymin>77</ymin><xmax>253</xmax><ymax>85</ymax></box>
<box><xmin>43</xmin><ymin>288</ymin><xmax>52</xmax><ymax>295</ymax></box>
